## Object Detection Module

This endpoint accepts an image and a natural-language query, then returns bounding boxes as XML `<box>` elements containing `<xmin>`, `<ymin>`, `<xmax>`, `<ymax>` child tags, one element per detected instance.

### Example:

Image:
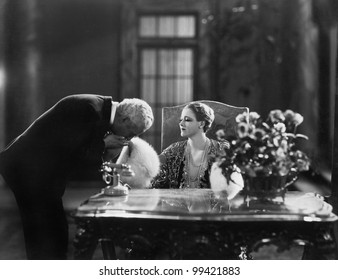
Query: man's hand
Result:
<box><xmin>103</xmin><ymin>133</ymin><xmax>129</xmax><ymax>149</ymax></box>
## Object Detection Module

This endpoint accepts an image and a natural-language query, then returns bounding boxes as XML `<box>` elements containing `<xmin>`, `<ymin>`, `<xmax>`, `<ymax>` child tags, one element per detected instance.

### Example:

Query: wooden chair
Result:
<box><xmin>161</xmin><ymin>100</ymin><xmax>249</xmax><ymax>151</ymax></box>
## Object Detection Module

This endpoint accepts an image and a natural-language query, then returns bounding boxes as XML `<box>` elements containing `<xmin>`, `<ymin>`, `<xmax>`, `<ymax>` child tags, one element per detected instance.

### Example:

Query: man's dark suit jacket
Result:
<box><xmin>0</xmin><ymin>94</ymin><xmax>112</xmax><ymax>196</ymax></box>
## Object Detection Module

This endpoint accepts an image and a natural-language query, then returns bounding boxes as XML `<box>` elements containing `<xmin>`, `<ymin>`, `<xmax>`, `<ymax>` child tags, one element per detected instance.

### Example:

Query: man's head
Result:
<box><xmin>112</xmin><ymin>98</ymin><xmax>154</xmax><ymax>139</ymax></box>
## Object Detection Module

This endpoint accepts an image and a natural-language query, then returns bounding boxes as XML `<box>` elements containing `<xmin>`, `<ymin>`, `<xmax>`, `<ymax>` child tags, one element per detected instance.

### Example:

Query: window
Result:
<box><xmin>138</xmin><ymin>14</ymin><xmax>197</xmax><ymax>151</ymax></box>
<box><xmin>139</xmin><ymin>15</ymin><xmax>196</xmax><ymax>38</ymax></box>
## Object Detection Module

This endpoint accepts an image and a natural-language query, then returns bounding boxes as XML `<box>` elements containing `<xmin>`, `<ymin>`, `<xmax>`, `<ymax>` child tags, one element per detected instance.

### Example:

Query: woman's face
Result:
<box><xmin>179</xmin><ymin>108</ymin><xmax>202</xmax><ymax>138</ymax></box>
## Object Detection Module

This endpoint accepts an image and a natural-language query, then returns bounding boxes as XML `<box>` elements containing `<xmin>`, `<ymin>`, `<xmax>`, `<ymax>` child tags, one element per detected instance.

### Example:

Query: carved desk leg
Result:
<box><xmin>73</xmin><ymin>219</ymin><xmax>98</xmax><ymax>259</ymax></box>
<box><xmin>333</xmin><ymin>221</ymin><xmax>338</xmax><ymax>259</ymax></box>
<box><xmin>169</xmin><ymin>224</ymin><xmax>245</xmax><ymax>260</ymax></box>
<box><xmin>240</xmin><ymin>223</ymin><xmax>337</xmax><ymax>260</ymax></box>
<box><xmin>302</xmin><ymin>225</ymin><xmax>337</xmax><ymax>260</ymax></box>
<box><xmin>123</xmin><ymin>234</ymin><xmax>155</xmax><ymax>259</ymax></box>
<box><xmin>98</xmin><ymin>219</ymin><xmax>157</xmax><ymax>260</ymax></box>
<box><xmin>238</xmin><ymin>224</ymin><xmax>309</xmax><ymax>260</ymax></box>
<box><xmin>100</xmin><ymin>238</ymin><xmax>117</xmax><ymax>259</ymax></box>
<box><xmin>237</xmin><ymin>246</ymin><xmax>252</xmax><ymax>260</ymax></box>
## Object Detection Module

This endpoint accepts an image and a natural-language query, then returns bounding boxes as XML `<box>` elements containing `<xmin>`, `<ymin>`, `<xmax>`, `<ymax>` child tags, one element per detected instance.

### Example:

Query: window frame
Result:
<box><xmin>137</xmin><ymin>11</ymin><xmax>199</xmax><ymax>40</ymax></box>
<box><xmin>136</xmin><ymin>12</ymin><xmax>199</xmax><ymax>151</ymax></box>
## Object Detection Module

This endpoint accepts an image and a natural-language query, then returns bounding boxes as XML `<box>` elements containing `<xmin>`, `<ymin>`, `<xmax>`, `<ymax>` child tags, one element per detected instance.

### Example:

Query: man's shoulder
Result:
<box><xmin>59</xmin><ymin>94</ymin><xmax>112</xmax><ymax>103</ymax></box>
<box><xmin>55</xmin><ymin>94</ymin><xmax>113</xmax><ymax>115</ymax></box>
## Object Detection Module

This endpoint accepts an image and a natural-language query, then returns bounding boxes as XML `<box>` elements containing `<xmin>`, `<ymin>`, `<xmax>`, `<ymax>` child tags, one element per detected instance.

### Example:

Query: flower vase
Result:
<box><xmin>242</xmin><ymin>174</ymin><xmax>297</xmax><ymax>205</ymax></box>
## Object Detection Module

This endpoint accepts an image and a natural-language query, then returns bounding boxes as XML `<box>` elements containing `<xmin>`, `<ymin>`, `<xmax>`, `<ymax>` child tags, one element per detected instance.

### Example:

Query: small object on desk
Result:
<box><xmin>100</xmin><ymin>161</ymin><xmax>135</xmax><ymax>197</ymax></box>
<box><xmin>102</xmin><ymin>184</ymin><xmax>130</xmax><ymax>196</ymax></box>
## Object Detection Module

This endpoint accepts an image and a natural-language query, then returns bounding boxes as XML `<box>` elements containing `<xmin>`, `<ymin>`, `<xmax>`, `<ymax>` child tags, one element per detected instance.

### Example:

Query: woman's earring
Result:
<box><xmin>199</xmin><ymin>121</ymin><xmax>204</xmax><ymax>129</ymax></box>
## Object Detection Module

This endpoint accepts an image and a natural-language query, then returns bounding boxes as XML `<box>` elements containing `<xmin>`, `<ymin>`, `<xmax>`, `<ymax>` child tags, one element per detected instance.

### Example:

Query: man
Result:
<box><xmin>0</xmin><ymin>94</ymin><xmax>153</xmax><ymax>259</ymax></box>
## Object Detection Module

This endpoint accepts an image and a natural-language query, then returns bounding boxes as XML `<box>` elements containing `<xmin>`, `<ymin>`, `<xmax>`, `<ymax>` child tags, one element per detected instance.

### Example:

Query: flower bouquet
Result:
<box><xmin>215</xmin><ymin>109</ymin><xmax>310</xmax><ymax>202</ymax></box>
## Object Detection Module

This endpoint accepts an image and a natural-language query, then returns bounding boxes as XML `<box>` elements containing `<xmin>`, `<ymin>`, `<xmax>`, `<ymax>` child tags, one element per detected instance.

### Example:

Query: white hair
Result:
<box><xmin>117</xmin><ymin>98</ymin><xmax>154</xmax><ymax>132</ymax></box>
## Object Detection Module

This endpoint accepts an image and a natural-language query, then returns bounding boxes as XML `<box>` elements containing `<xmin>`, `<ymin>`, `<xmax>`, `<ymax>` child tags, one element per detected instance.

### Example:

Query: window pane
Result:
<box><xmin>141</xmin><ymin>50</ymin><xmax>156</xmax><ymax>75</ymax></box>
<box><xmin>139</xmin><ymin>16</ymin><xmax>157</xmax><ymax>37</ymax></box>
<box><xmin>177</xmin><ymin>49</ymin><xmax>193</xmax><ymax>75</ymax></box>
<box><xmin>159</xmin><ymin>78</ymin><xmax>175</xmax><ymax>102</ymax></box>
<box><xmin>140</xmin><ymin>48</ymin><xmax>194</xmax><ymax>152</ymax></box>
<box><xmin>139</xmin><ymin>15</ymin><xmax>196</xmax><ymax>38</ymax></box>
<box><xmin>141</xmin><ymin>48</ymin><xmax>193</xmax><ymax>104</ymax></box>
<box><xmin>176</xmin><ymin>79</ymin><xmax>193</xmax><ymax>102</ymax></box>
<box><xmin>159</xmin><ymin>50</ymin><xmax>174</xmax><ymax>76</ymax></box>
<box><xmin>158</xmin><ymin>16</ymin><xmax>175</xmax><ymax>37</ymax></box>
<box><xmin>177</xmin><ymin>16</ymin><xmax>195</xmax><ymax>37</ymax></box>
<box><xmin>141</xmin><ymin>78</ymin><xmax>156</xmax><ymax>103</ymax></box>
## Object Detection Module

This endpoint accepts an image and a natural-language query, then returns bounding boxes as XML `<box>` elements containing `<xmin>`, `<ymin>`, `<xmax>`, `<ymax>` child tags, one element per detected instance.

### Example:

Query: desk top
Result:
<box><xmin>73</xmin><ymin>189</ymin><xmax>337</xmax><ymax>222</ymax></box>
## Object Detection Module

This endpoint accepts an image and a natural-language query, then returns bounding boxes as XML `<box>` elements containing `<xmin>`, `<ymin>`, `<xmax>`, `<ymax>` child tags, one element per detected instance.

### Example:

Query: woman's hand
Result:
<box><xmin>103</xmin><ymin>133</ymin><xmax>130</xmax><ymax>149</ymax></box>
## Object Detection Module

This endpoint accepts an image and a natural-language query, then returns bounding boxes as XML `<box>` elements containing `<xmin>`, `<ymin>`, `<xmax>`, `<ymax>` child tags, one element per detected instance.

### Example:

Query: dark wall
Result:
<box><xmin>3</xmin><ymin>0</ymin><xmax>121</xmax><ymax>142</ymax></box>
<box><xmin>38</xmin><ymin>0</ymin><xmax>121</xmax><ymax>107</ymax></box>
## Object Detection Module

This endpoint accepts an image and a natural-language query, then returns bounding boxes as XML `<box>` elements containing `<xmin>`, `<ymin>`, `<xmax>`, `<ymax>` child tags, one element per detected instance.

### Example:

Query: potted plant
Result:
<box><xmin>214</xmin><ymin>109</ymin><xmax>310</xmax><ymax>203</ymax></box>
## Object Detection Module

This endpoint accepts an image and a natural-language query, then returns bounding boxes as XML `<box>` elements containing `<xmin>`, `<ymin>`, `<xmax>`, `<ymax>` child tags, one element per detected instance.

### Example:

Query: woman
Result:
<box><xmin>151</xmin><ymin>102</ymin><xmax>230</xmax><ymax>189</ymax></box>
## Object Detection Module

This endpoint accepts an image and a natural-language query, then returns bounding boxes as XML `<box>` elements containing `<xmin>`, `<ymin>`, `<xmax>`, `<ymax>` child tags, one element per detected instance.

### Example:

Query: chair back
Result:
<box><xmin>161</xmin><ymin>100</ymin><xmax>249</xmax><ymax>151</ymax></box>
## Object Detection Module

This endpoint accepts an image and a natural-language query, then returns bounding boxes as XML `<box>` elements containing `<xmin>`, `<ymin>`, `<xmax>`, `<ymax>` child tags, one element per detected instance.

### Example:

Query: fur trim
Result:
<box><xmin>117</xmin><ymin>137</ymin><xmax>160</xmax><ymax>188</ymax></box>
<box><xmin>210</xmin><ymin>162</ymin><xmax>244</xmax><ymax>200</ymax></box>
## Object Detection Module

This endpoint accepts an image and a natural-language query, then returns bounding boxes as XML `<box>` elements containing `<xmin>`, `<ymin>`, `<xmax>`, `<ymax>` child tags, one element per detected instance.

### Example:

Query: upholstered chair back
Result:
<box><xmin>161</xmin><ymin>100</ymin><xmax>249</xmax><ymax>151</ymax></box>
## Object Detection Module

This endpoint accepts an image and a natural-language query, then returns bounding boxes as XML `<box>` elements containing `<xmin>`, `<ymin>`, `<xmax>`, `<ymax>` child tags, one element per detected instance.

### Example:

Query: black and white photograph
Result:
<box><xmin>0</xmin><ymin>0</ymin><xmax>338</xmax><ymax>271</ymax></box>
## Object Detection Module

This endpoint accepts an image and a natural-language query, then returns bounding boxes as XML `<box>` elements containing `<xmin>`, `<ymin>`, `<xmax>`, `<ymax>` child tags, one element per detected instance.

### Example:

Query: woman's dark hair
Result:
<box><xmin>185</xmin><ymin>102</ymin><xmax>215</xmax><ymax>132</ymax></box>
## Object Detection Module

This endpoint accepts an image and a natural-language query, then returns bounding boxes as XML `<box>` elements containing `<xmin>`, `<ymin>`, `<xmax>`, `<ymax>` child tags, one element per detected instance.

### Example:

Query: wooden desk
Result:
<box><xmin>72</xmin><ymin>189</ymin><xmax>338</xmax><ymax>259</ymax></box>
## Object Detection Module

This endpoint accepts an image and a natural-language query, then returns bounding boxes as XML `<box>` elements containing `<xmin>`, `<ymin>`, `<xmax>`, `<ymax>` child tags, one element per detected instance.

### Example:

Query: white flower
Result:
<box><xmin>293</xmin><ymin>113</ymin><xmax>304</xmax><ymax>126</ymax></box>
<box><xmin>276</xmin><ymin>147</ymin><xmax>286</xmax><ymax>159</ymax></box>
<box><xmin>216</xmin><ymin>129</ymin><xmax>226</xmax><ymax>140</ymax></box>
<box><xmin>269</xmin><ymin>109</ymin><xmax>285</xmax><ymax>123</ymax></box>
<box><xmin>280</xmin><ymin>139</ymin><xmax>288</xmax><ymax>150</ymax></box>
<box><xmin>274</xmin><ymin>122</ymin><xmax>286</xmax><ymax>133</ymax></box>
<box><xmin>236</xmin><ymin>112</ymin><xmax>249</xmax><ymax>123</ymax></box>
<box><xmin>237</xmin><ymin>123</ymin><xmax>250</xmax><ymax>138</ymax></box>
<box><xmin>249</xmin><ymin>112</ymin><xmax>260</xmax><ymax>123</ymax></box>
<box><xmin>284</xmin><ymin>109</ymin><xmax>295</xmax><ymax>121</ymax></box>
